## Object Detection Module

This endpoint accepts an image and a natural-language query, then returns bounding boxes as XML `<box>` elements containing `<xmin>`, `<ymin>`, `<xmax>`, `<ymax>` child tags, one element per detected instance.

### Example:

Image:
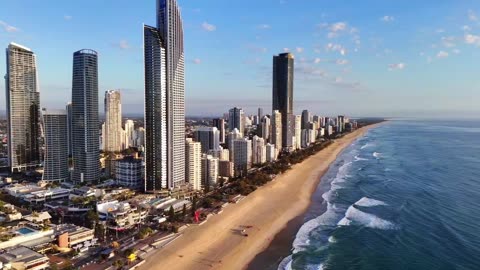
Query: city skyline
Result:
<box><xmin>1</xmin><ymin>1</ymin><xmax>480</xmax><ymax>118</ymax></box>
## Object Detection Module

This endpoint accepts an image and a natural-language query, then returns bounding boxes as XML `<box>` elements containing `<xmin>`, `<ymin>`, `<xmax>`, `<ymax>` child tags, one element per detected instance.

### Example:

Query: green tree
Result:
<box><xmin>191</xmin><ymin>196</ymin><xmax>197</xmax><ymax>217</ymax></box>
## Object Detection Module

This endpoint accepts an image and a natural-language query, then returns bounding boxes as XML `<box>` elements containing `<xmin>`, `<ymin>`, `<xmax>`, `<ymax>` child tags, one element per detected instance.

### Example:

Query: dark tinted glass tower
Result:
<box><xmin>5</xmin><ymin>43</ymin><xmax>41</xmax><ymax>172</ymax></box>
<box><xmin>272</xmin><ymin>53</ymin><xmax>294</xmax><ymax>150</ymax></box>
<box><xmin>42</xmin><ymin>109</ymin><xmax>69</xmax><ymax>182</ymax></box>
<box><xmin>71</xmin><ymin>49</ymin><xmax>99</xmax><ymax>183</ymax></box>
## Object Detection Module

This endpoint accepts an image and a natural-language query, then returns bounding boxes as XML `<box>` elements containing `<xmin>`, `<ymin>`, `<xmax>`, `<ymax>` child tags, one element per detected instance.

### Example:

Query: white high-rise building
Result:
<box><xmin>185</xmin><ymin>138</ymin><xmax>201</xmax><ymax>191</ymax></box>
<box><xmin>227</xmin><ymin>128</ymin><xmax>242</xmax><ymax>162</ymax></box>
<box><xmin>294</xmin><ymin>115</ymin><xmax>302</xmax><ymax>150</ymax></box>
<box><xmin>252</xmin><ymin>136</ymin><xmax>266</xmax><ymax>165</ymax></box>
<box><xmin>144</xmin><ymin>0</ymin><xmax>185</xmax><ymax>191</ymax></box>
<box><xmin>194</xmin><ymin>127</ymin><xmax>220</xmax><ymax>153</ymax></box>
<box><xmin>260</xmin><ymin>116</ymin><xmax>270</xmax><ymax>142</ymax></box>
<box><xmin>104</xmin><ymin>90</ymin><xmax>123</xmax><ymax>152</ymax></box>
<box><xmin>124</xmin><ymin>120</ymin><xmax>135</xmax><ymax>148</ymax></box>
<box><xmin>266</xmin><ymin>143</ymin><xmax>277</xmax><ymax>162</ymax></box>
<box><xmin>201</xmin><ymin>154</ymin><xmax>219</xmax><ymax>190</ymax></box>
<box><xmin>134</xmin><ymin>127</ymin><xmax>145</xmax><ymax>147</ymax></box>
<box><xmin>233</xmin><ymin>138</ymin><xmax>252</xmax><ymax>176</ymax></box>
<box><xmin>271</xmin><ymin>110</ymin><xmax>282</xmax><ymax>154</ymax></box>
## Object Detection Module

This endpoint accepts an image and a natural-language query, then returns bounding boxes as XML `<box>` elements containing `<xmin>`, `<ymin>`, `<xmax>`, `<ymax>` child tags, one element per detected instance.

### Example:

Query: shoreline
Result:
<box><xmin>139</xmin><ymin>124</ymin><xmax>381</xmax><ymax>270</ymax></box>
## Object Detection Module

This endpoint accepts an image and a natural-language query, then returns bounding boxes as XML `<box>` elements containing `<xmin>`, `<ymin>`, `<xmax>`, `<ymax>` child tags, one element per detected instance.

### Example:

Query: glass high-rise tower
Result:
<box><xmin>273</xmin><ymin>53</ymin><xmax>294</xmax><ymax>150</ymax></box>
<box><xmin>42</xmin><ymin>109</ymin><xmax>69</xmax><ymax>182</ymax></box>
<box><xmin>144</xmin><ymin>0</ymin><xmax>185</xmax><ymax>192</ymax></box>
<box><xmin>5</xmin><ymin>43</ymin><xmax>41</xmax><ymax>172</ymax></box>
<box><xmin>71</xmin><ymin>49</ymin><xmax>99</xmax><ymax>183</ymax></box>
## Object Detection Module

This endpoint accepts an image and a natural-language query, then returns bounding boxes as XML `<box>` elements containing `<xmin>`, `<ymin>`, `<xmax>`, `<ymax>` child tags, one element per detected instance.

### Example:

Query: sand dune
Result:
<box><xmin>139</xmin><ymin>125</ymin><xmax>379</xmax><ymax>270</ymax></box>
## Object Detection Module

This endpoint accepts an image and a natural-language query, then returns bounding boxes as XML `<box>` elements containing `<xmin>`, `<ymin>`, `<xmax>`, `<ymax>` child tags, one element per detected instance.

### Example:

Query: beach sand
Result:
<box><xmin>140</xmin><ymin>125</ymin><xmax>379</xmax><ymax>270</ymax></box>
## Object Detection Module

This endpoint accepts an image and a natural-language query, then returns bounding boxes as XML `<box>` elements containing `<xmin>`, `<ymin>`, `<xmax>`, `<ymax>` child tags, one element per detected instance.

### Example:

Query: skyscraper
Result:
<box><xmin>71</xmin><ymin>49</ymin><xmax>99</xmax><ymax>184</ymax></box>
<box><xmin>294</xmin><ymin>115</ymin><xmax>302</xmax><ymax>150</ymax></box>
<box><xmin>42</xmin><ymin>109</ymin><xmax>69</xmax><ymax>182</ymax></box>
<box><xmin>258</xmin><ymin>107</ymin><xmax>264</xmax><ymax>119</ymax></box>
<box><xmin>5</xmin><ymin>43</ymin><xmax>41</xmax><ymax>172</ymax></box>
<box><xmin>185</xmin><ymin>138</ymin><xmax>201</xmax><ymax>190</ymax></box>
<box><xmin>194</xmin><ymin>127</ymin><xmax>220</xmax><ymax>153</ymax></box>
<box><xmin>104</xmin><ymin>90</ymin><xmax>123</xmax><ymax>152</ymax></box>
<box><xmin>301</xmin><ymin>110</ymin><xmax>311</xmax><ymax>130</ymax></box>
<box><xmin>227</xmin><ymin>128</ymin><xmax>242</xmax><ymax>162</ymax></box>
<box><xmin>228</xmin><ymin>107</ymin><xmax>245</xmax><ymax>135</ymax></box>
<box><xmin>144</xmin><ymin>0</ymin><xmax>185</xmax><ymax>192</ymax></box>
<box><xmin>273</xmin><ymin>53</ymin><xmax>294</xmax><ymax>150</ymax></box>
<box><xmin>252</xmin><ymin>135</ymin><xmax>266</xmax><ymax>164</ymax></box>
<box><xmin>271</xmin><ymin>110</ymin><xmax>282</xmax><ymax>154</ymax></box>
<box><xmin>212</xmin><ymin>118</ymin><xmax>226</xmax><ymax>144</ymax></box>
<box><xmin>233</xmin><ymin>138</ymin><xmax>252</xmax><ymax>176</ymax></box>
<box><xmin>124</xmin><ymin>120</ymin><xmax>135</xmax><ymax>148</ymax></box>
<box><xmin>260</xmin><ymin>115</ymin><xmax>270</xmax><ymax>142</ymax></box>
<box><xmin>66</xmin><ymin>103</ymin><xmax>73</xmax><ymax>157</ymax></box>
<box><xmin>201</xmin><ymin>154</ymin><xmax>219</xmax><ymax>190</ymax></box>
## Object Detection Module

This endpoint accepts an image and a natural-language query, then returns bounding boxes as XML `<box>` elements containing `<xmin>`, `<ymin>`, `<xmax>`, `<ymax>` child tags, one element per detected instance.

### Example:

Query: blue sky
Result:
<box><xmin>1</xmin><ymin>0</ymin><xmax>479</xmax><ymax>118</ymax></box>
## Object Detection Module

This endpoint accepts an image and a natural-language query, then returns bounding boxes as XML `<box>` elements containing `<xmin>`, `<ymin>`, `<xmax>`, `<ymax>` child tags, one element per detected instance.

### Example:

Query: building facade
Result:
<box><xmin>201</xmin><ymin>154</ymin><xmax>219</xmax><ymax>190</ymax></box>
<box><xmin>194</xmin><ymin>127</ymin><xmax>220</xmax><ymax>153</ymax></box>
<box><xmin>104</xmin><ymin>90</ymin><xmax>123</xmax><ymax>152</ymax></box>
<box><xmin>5</xmin><ymin>43</ymin><xmax>42</xmax><ymax>172</ymax></box>
<box><xmin>42</xmin><ymin>109</ymin><xmax>69</xmax><ymax>182</ymax></box>
<box><xmin>272</xmin><ymin>52</ymin><xmax>294</xmax><ymax>150</ymax></box>
<box><xmin>144</xmin><ymin>0</ymin><xmax>185</xmax><ymax>192</ymax></box>
<box><xmin>228</xmin><ymin>107</ymin><xmax>245</xmax><ymax>135</ymax></box>
<box><xmin>185</xmin><ymin>138</ymin><xmax>201</xmax><ymax>190</ymax></box>
<box><xmin>116</xmin><ymin>157</ymin><xmax>143</xmax><ymax>189</ymax></box>
<box><xmin>233</xmin><ymin>138</ymin><xmax>252</xmax><ymax>176</ymax></box>
<box><xmin>71</xmin><ymin>49</ymin><xmax>99</xmax><ymax>183</ymax></box>
<box><xmin>271</xmin><ymin>110</ymin><xmax>282</xmax><ymax>154</ymax></box>
<box><xmin>212</xmin><ymin>118</ymin><xmax>226</xmax><ymax>144</ymax></box>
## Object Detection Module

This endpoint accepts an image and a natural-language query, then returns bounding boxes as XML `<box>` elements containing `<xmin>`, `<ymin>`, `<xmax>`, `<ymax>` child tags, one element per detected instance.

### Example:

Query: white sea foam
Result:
<box><xmin>354</xmin><ymin>155</ymin><xmax>368</xmax><ymax>162</ymax></box>
<box><xmin>337</xmin><ymin>205</ymin><xmax>396</xmax><ymax>230</ymax></box>
<box><xmin>277</xmin><ymin>255</ymin><xmax>292</xmax><ymax>270</ymax></box>
<box><xmin>360</xmin><ymin>142</ymin><xmax>374</xmax><ymax>149</ymax></box>
<box><xmin>328</xmin><ymin>236</ymin><xmax>337</xmax><ymax>243</ymax></box>
<box><xmin>373</xmin><ymin>152</ymin><xmax>381</xmax><ymax>158</ymax></box>
<box><xmin>354</xmin><ymin>197</ymin><xmax>388</xmax><ymax>207</ymax></box>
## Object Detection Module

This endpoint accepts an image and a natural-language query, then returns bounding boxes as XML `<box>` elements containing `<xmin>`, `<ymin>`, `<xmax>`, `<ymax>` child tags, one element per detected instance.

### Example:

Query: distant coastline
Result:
<box><xmin>138</xmin><ymin>123</ymin><xmax>383</xmax><ymax>270</ymax></box>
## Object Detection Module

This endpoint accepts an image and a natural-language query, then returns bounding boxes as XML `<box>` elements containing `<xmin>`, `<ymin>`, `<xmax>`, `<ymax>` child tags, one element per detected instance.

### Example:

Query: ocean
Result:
<box><xmin>279</xmin><ymin>120</ymin><xmax>480</xmax><ymax>270</ymax></box>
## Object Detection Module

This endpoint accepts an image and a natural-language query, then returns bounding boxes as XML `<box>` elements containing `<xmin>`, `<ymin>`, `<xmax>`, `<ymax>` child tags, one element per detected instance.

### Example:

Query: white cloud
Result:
<box><xmin>327</xmin><ymin>32</ymin><xmax>338</xmax><ymax>39</ymax></box>
<box><xmin>257</xmin><ymin>24</ymin><xmax>271</xmax><ymax>30</ymax></box>
<box><xmin>336</xmin><ymin>59</ymin><xmax>349</xmax><ymax>65</ymax></box>
<box><xmin>296</xmin><ymin>47</ymin><xmax>304</xmax><ymax>53</ymax></box>
<box><xmin>64</xmin><ymin>15</ymin><xmax>73</xmax><ymax>20</ymax></box>
<box><xmin>0</xmin><ymin>21</ymin><xmax>19</xmax><ymax>33</ymax></box>
<box><xmin>202</xmin><ymin>22</ymin><xmax>216</xmax><ymax>31</ymax></box>
<box><xmin>330</xmin><ymin>22</ymin><xmax>348</xmax><ymax>32</ymax></box>
<box><xmin>118</xmin><ymin>40</ymin><xmax>131</xmax><ymax>49</ymax></box>
<box><xmin>468</xmin><ymin>10</ymin><xmax>478</xmax><ymax>21</ymax></box>
<box><xmin>441</xmin><ymin>36</ymin><xmax>456</xmax><ymax>48</ymax></box>
<box><xmin>465</xmin><ymin>34</ymin><xmax>480</xmax><ymax>46</ymax></box>
<box><xmin>283</xmin><ymin>48</ymin><xmax>290</xmax><ymax>52</ymax></box>
<box><xmin>314</xmin><ymin>58</ymin><xmax>322</xmax><ymax>64</ymax></box>
<box><xmin>453</xmin><ymin>49</ymin><xmax>461</xmax><ymax>54</ymax></box>
<box><xmin>192</xmin><ymin>58</ymin><xmax>201</xmax><ymax>64</ymax></box>
<box><xmin>462</xmin><ymin>25</ymin><xmax>471</xmax><ymax>32</ymax></box>
<box><xmin>381</xmin><ymin>16</ymin><xmax>395</xmax><ymax>22</ymax></box>
<box><xmin>388</xmin><ymin>63</ymin><xmax>406</xmax><ymax>71</ymax></box>
<box><xmin>325</xmin><ymin>43</ymin><xmax>347</xmax><ymax>55</ymax></box>
<box><xmin>436</xmin><ymin>51</ymin><xmax>449</xmax><ymax>58</ymax></box>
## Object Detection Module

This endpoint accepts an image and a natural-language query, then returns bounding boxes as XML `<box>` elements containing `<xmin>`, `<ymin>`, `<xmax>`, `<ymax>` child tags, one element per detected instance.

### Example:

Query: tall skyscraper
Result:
<box><xmin>260</xmin><ymin>115</ymin><xmax>271</xmax><ymax>142</ymax></box>
<box><xmin>42</xmin><ymin>109</ymin><xmax>69</xmax><ymax>182</ymax></box>
<box><xmin>201</xmin><ymin>154</ymin><xmax>219</xmax><ymax>190</ymax></box>
<box><xmin>212</xmin><ymin>118</ymin><xmax>226</xmax><ymax>144</ymax></box>
<box><xmin>294</xmin><ymin>115</ymin><xmax>302</xmax><ymax>150</ymax></box>
<box><xmin>302</xmin><ymin>110</ymin><xmax>311</xmax><ymax>130</ymax></box>
<box><xmin>271</xmin><ymin>110</ymin><xmax>282</xmax><ymax>154</ymax></box>
<box><xmin>227</xmin><ymin>128</ymin><xmax>242</xmax><ymax>162</ymax></box>
<box><xmin>194</xmin><ymin>127</ymin><xmax>220</xmax><ymax>153</ymax></box>
<box><xmin>252</xmin><ymin>135</ymin><xmax>266</xmax><ymax>164</ymax></box>
<box><xmin>104</xmin><ymin>90</ymin><xmax>123</xmax><ymax>152</ymax></box>
<box><xmin>233</xmin><ymin>138</ymin><xmax>252</xmax><ymax>176</ymax></box>
<box><xmin>71</xmin><ymin>49</ymin><xmax>99</xmax><ymax>184</ymax></box>
<box><xmin>5</xmin><ymin>43</ymin><xmax>41</xmax><ymax>172</ymax></box>
<box><xmin>185</xmin><ymin>138</ymin><xmax>201</xmax><ymax>190</ymax></box>
<box><xmin>258</xmin><ymin>107</ymin><xmax>264</xmax><ymax>119</ymax></box>
<box><xmin>144</xmin><ymin>0</ymin><xmax>185</xmax><ymax>192</ymax></box>
<box><xmin>66</xmin><ymin>103</ymin><xmax>73</xmax><ymax>157</ymax></box>
<box><xmin>337</xmin><ymin>115</ymin><xmax>345</xmax><ymax>133</ymax></box>
<box><xmin>124</xmin><ymin>120</ymin><xmax>135</xmax><ymax>148</ymax></box>
<box><xmin>273</xmin><ymin>53</ymin><xmax>294</xmax><ymax>150</ymax></box>
<box><xmin>228</xmin><ymin>107</ymin><xmax>245</xmax><ymax>135</ymax></box>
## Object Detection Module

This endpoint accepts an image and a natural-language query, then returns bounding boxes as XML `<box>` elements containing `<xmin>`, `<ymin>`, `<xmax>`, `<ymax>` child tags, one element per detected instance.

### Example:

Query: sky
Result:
<box><xmin>0</xmin><ymin>0</ymin><xmax>480</xmax><ymax>118</ymax></box>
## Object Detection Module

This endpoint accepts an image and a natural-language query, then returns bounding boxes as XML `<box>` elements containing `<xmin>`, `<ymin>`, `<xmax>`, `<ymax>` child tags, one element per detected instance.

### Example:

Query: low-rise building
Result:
<box><xmin>115</xmin><ymin>156</ymin><xmax>143</xmax><ymax>189</ymax></box>
<box><xmin>23</xmin><ymin>188</ymin><xmax>70</xmax><ymax>204</ymax></box>
<box><xmin>0</xmin><ymin>246</ymin><xmax>49</xmax><ymax>270</ymax></box>
<box><xmin>96</xmin><ymin>201</ymin><xmax>147</xmax><ymax>231</ymax></box>
<box><xmin>53</xmin><ymin>224</ymin><xmax>95</xmax><ymax>250</ymax></box>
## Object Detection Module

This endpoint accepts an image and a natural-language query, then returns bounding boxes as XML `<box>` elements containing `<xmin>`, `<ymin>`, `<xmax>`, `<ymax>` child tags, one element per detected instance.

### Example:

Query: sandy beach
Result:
<box><xmin>140</xmin><ymin>124</ymin><xmax>380</xmax><ymax>270</ymax></box>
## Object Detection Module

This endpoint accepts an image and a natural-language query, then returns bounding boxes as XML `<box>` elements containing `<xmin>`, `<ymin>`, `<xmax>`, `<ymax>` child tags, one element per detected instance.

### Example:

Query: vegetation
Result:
<box><xmin>138</xmin><ymin>227</ymin><xmax>153</xmax><ymax>239</ymax></box>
